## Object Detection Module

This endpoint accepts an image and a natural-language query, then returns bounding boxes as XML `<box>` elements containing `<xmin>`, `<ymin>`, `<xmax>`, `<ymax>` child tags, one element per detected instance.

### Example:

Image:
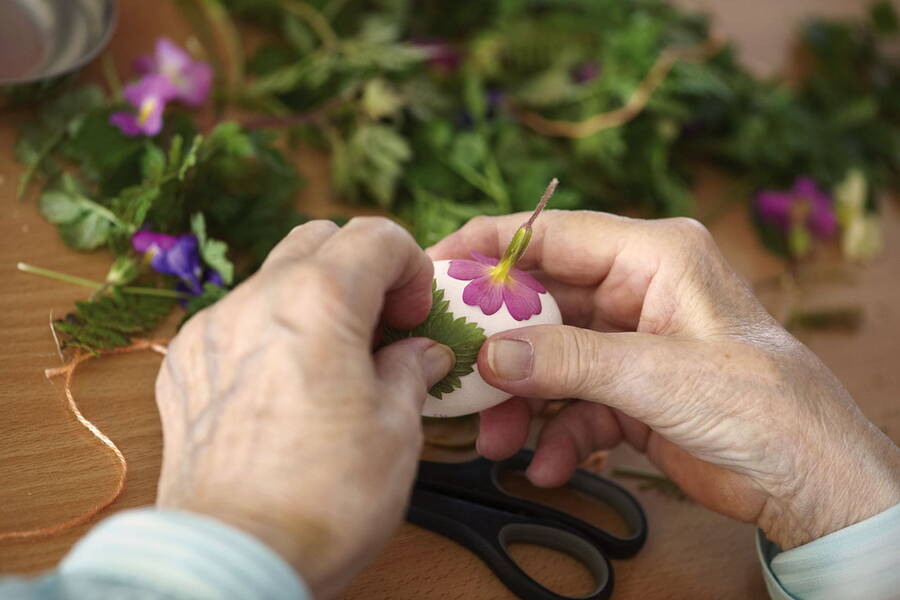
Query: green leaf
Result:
<box><xmin>871</xmin><ymin>1</ymin><xmax>898</xmax><ymax>34</ymax></box>
<box><xmin>178</xmin><ymin>135</ymin><xmax>203</xmax><ymax>179</ymax></box>
<box><xmin>141</xmin><ymin>144</ymin><xmax>167</xmax><ymax>181</ymax></box>
<box><xmin>39</xmin><ymin>189</ymin><xmax>84</xmax><ymax>224</ymax></box>
<box><xmin>191</xmin><ymin>213</ymin><xmax>235</xmax><ymax>285</ymax></box>
<box><xmin>113</xmin><ymin>185</ymin><xmax>160</xmax><ymax>228</ymax></box>
<box><xmin>381</xmin><ymin>280</ymin><xmax>486</xmax><ymax>399</ymax></box>
<box><xmin>62</xmin><ymin>109</ymin><xmax>144</xmax><ymax>191</ymax></box>
<box><xmin>54</xmin><ymin>291</ymin><xmax>176</xmax><ymax>354</ymax></box>
<box><xmin>39</xmin><ymin>174</ymin><xmax>125</xmax><ymax>250</ymax></box>
<box><xmin>58</xmin><ymin>211</ymin><xmax>114</xmax><ymax>251</ymax></box>
<box><xmin>206</xmin><ymin>122</ymin><xmax>254</xmax><ymax>157</ymax></box>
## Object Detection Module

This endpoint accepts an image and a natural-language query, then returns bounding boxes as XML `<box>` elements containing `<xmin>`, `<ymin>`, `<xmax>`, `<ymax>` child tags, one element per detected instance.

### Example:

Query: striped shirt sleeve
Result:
<box><xmin>758</xmin><ymin>502</ymin><xmax>900</xmax><ymax>600</ymax></box>
<box><xmin>55</xmin><ymin>508</ymin><xmax>310</xmax><ymax>600</ymax></box>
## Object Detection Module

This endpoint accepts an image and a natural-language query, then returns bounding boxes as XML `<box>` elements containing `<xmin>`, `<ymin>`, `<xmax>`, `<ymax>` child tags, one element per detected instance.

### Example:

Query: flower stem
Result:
<box><xmin>17</xmin><ymin>263</ymin><xmax>190</xmax><ymax>299</ymax></box>
<box><xmin>495</xmin><ymin>178</ymin><xmax>559</xmax><ymax>277</ymax></box>
<box><xmin>523</xmin><ymin>177</ymin><xmax>558</xmax><ymax>231</ymax></box>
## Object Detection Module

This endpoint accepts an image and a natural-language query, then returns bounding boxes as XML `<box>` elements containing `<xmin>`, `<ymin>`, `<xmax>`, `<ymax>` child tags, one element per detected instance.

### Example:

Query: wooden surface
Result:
<box><xmin>2</xmin><ymin>1</ymin><xmax>898</xmax><ymax>598</ymax></box>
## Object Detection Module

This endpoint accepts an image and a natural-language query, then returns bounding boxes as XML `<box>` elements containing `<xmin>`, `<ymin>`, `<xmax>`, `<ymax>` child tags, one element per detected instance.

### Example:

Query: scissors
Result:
<box><xmin>407</xmin><ymin>449</ymin><xmax>648</xmax><ymax>600</ymax></box>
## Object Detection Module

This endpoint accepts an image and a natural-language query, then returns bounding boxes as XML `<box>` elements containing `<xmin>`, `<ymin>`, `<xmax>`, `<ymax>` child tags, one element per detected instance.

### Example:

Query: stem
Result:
<box><xmin>496</xmin><ymin>178</ymin><xmax>559</xmax><ymax>271</ymax></box>
<box><xmin>283</xmin><ymin>0</ymin><xmax>339</xmax><ymax>51</ymax></box>
<box><xmin>523</xmin><ymin>178</ymin><xmax>558</xmax><ymax>230</ymax></box>
<box><xmin>17</xmin><ymin>263</ymin><xmax>191</xmax><ymax>299</ymax></box>
<box><xmin>513</xmin><ymin>37</ymin><xmax>722</xmax><ymax>139</ymax></box>
<box><xmin>102</xmin><ymin>53</ymin><xmax>122</xmax><ymax>101</ymax></box>
<box><xmin>18</xmin><ymin>263</ymin><xmax>104</xmax><ymax>289</ymax></box>
<box><xmin>120</xmin><ymin>286</ymin><xmax>191</xmax><ymax>299</ymax></box>
<box><xmin>322</xmin><ymin>0</ymin><xmax>350</xmax><ymax>19</ymax></box>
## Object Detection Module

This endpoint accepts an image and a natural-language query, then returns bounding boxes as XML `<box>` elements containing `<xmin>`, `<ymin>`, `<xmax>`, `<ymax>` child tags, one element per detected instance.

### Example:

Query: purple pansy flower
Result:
<box><xmin>134</xmin><ymin>37</ymin><xmax>212</xmax><ymax>106</ymax></box>
<box><xmin>756</xmin><ymin>177</ymin><xmax>838</xmax><ymax>239</ymax></box>
<box><xmin>132</xmin><ymin>230</ymin><xmax>221</xmax><ymax>300</ymax></box>
<box><xmin>109</xmin><ymin>74</ymin><xmax>178</xmax><ymax>137</ymax></box>
<box><xmin>448</xmin><ymin>251</ymin><xmax>547</xmax><ymax>321</ymax></box>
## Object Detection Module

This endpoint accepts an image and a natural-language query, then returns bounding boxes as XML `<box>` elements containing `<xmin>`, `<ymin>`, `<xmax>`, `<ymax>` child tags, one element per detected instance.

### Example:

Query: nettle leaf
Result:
<box><xmin>55</xmin><ymin>290</ymin><xmax>176</xmax><ymax>354</ymax></box>
<box><xmin>39</xmin><ymin>174</ymin><xmax>123</xmax><ymax>250</ymax></box>
<box><xmin>39</xmin><ymin>189</ymin><xmax>84</xmax><ymax>224</ymax></box>
<box><xmin>191</xmin><ymin>213</ymin><xmax>235</xmax><ymax>285</ymax></box>
<box><xmin>59</xmin><ymin>212</ymin><xmax>115</xmax><ymax>251</ymax></box>
<box><xmin>381</xmin><ymin>280</ymin><xmax>486</xmax><ymax>399</ymax></box>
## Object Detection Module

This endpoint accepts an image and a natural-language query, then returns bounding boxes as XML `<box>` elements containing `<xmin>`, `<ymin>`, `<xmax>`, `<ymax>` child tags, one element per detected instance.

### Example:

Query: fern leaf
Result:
<box><xmin>381</xmin><ymin>280</ymin><xmax>486</xmax><ymax>399</ymax></box>
<box><xmin>54</xmin><ymin>291</ymin><xmax>176</xmax><ymax>354</ymax></box>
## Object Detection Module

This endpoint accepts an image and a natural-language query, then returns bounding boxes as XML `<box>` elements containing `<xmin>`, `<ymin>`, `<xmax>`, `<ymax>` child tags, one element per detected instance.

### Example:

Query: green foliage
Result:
<box><xmin>223</xmin><ymin>0</ymin><xmax>899</xmax><ymax>249</ymax></box>
<box><xmin>15</xmin><ymin>85</ymin><xmax>106</xmax><ymax>199</ymax></box>
<box><xmin>16</xmin><ymin>82</ymin><xmax>307</xmax><ymax>343</ymax></box>
<box><xmin>54</xmin><ymin>290</ymin><xmax>176</xmax><ymax>354</ymax></box>
<box><xmin>381</xmin><ymin>280</ymin><xmax>486</xmax><ymax>399</ymax></box>
<box><xmin>39</xmin><ymin>174</ymin><xmax>122</xmax><ymax>251</ymax></box>
<box><xmin>191</xmin><ymin>213</ymin><xmax>235</xmax><ymax>285</ymax></box>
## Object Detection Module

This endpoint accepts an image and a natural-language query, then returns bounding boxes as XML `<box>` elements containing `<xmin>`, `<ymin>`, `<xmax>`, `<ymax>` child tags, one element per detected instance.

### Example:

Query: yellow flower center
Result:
<box><xmin>489</xmin><ymin>260</ymin><xmax>514</xmax><ymax>285</ymax></box>
<box><xmin>138</xmin><ymin>97</ymin><xmax>157</xmax><ymax>125</ymax></box>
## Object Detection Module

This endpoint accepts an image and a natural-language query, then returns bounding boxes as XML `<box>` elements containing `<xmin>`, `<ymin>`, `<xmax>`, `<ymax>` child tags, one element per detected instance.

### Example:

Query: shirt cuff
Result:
<box><xmin>757</xmin><ymin>502</ymin><xmax>900</xmax><ymax>600</ymax></box>
<box><xmin>60</xmin><ymin>508</ymin><xmax>310</xmax><ymax>600</ymax></box>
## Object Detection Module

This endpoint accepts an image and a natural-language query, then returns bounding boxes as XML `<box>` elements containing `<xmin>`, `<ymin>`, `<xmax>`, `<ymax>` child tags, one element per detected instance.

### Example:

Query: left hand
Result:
<box><xmin>154</xmin><ymin>218</ymin><xmax>454</xmax><ymax>599</ymax></box>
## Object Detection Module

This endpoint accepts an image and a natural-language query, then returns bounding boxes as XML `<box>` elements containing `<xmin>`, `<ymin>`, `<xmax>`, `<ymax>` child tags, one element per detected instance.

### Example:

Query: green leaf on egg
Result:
<box><xmin>381</xmin><ymin>280</ymin><xmax>486</xmax><ymax>399</ymax></box>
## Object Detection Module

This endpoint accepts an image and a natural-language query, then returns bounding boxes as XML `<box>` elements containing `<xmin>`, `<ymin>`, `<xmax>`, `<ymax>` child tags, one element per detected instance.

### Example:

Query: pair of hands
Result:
<box><xmin>155</xmin><ymin>212</ymin><xmax>900</xmax><ymax>599</ymax></box>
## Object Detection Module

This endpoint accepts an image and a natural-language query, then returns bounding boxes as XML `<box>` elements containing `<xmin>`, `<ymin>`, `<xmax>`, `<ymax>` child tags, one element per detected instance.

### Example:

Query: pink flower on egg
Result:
<box><xmin>448</xmin><ymin>251</ymin><xmax>546</xmax><ymax>321</ymax></box>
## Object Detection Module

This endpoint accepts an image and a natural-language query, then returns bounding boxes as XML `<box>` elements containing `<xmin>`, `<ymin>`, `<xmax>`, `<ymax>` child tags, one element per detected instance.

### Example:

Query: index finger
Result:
<box><xmin>428</xmin><ymin>210</ymin><xmax>642</xmax><ymax>287</ymax></box>
<box><xmin>316</xmin><ymin>217</ymin><xmax>434</xmax><ymax>332</ymax></box>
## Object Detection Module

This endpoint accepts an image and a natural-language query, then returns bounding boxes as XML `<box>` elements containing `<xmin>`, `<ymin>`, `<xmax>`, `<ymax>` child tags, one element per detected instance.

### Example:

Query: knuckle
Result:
<box><xmin>666</xmin><ymin>217</ymin><xmax>714</xmax><ymax>247</ymax></box>
<box><xmin>347</xmin><ymin>216</ymin><xmax>405</xmax><ymax>238</ymax></box>
<box><xmin>290</xmin><ymin>219</ymin><xmax>339</xmax><ymax>238</ymax></box>
<box><xmin>553</xmin><ymin>327</ymin><xmax>597</xmax><ymax>396</ymax></box>
<box><xmin>464</xmin><ymin>215</ymin><xmax>493</xmax><ymax>230</ymax></box>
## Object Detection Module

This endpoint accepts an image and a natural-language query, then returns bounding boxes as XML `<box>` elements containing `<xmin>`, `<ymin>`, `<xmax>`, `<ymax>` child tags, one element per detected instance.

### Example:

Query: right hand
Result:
<box><xmin>430</xmin><ymin>210</ymin><xmax>900</xmax><ymax>550</ymax></box>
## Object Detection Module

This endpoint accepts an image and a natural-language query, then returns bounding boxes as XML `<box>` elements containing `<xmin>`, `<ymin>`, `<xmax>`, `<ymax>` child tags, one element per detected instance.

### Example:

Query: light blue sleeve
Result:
<box><xmin>758</xmin><ymin>502</ymin><xmax>900</xmax><ymax>600</ymax></box>
<box><xmin>0</xmin><ymin>508</ymin><xmax>311</xmax><ymax>600</ymax></box>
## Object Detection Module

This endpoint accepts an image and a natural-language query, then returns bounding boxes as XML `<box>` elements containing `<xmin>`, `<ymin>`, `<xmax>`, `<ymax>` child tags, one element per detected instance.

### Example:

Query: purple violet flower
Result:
<box><xmin>448</xmin><ymin>251</ymin><xmax>547</xmax><ymax>321</ymax></box>
<box><xmin>756</xmin><ymin>177</ymin><xmax>838</xmax><ymax>239</ymax></box>
<box><xmin>132</xmin><ymin>231</ymin><xmax>220</xmax><ymax>299</ymax></box>
<box><xmin>109</xmin><ymin>74</ymin><xmax>177</xmax><ymax>137</ymax></box>
<box><xmin>134</xmin><ymin>37</ymin><xmax>212</xmax><ymax>107</ymax></box>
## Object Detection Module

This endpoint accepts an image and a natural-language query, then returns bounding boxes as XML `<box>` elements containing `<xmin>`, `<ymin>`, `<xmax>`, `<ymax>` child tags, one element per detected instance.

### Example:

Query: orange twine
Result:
<box><xmin>0</xmin><ymin>339</ymin><xmax>168</xmax><ymax>541</ymax></box>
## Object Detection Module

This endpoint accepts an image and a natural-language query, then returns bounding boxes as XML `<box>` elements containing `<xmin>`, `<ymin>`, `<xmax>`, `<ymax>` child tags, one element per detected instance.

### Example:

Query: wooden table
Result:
<box><xmin>2</xmin><ymin>1</ymin><xmax>898</xmax><ymax>598</ymax></box>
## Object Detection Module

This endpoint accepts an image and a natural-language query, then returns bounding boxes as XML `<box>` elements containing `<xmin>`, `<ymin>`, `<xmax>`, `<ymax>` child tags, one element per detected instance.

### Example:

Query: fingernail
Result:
<box><xmin>423</xmin><ymin>343</ymin><xmax>455</xmax><ymax>386</ymax></box>
<box><xmin>487</xmin><ymin>339</ymin><xmax>533</xmax><ymax>381</ymax></box>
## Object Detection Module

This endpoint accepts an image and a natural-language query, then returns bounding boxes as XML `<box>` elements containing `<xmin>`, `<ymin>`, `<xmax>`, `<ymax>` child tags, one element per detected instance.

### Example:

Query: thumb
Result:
<box><xmin>478</xmin><ymin>325</ymin><xmax>699</xmax><ymax>425</ymax></box>
<box><xmin>375</xmin><ymin>338</ymin><xmax>455</xmax><ymax>410</ymax></box>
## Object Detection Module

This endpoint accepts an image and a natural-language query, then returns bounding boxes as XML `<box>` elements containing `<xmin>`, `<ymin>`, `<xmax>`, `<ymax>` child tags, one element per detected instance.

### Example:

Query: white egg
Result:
<box><xmin>423</xmin><ymin>259</ymin><xmax>563</xmax><ymax>418</ymax></box>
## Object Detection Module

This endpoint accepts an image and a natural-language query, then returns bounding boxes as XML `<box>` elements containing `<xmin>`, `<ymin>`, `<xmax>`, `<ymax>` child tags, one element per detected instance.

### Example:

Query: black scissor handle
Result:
<box><xmin>416</xmin><ymin>450</ymin><xmax>648</xmax><ymax>558</ymax></box>
<box><xmin>408</xmin><ymin>488</ymin><xmax>614</xmax><ymax>600</ymax></box>
<box><xmin>494</xmin><ymin>451</ymin><xmax>648</xmax><ymax>558</ymax></box>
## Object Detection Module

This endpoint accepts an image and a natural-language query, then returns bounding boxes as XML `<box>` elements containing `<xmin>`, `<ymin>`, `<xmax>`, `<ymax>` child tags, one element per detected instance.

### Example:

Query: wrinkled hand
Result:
<box><xmin>431</xmin><ymin>210</ymin><xmax>900</xmax><ymax>549</ymax></box>
<box><xmin>155</xmin><ymin>218</ymin><xmax>454</xmax><ymax>599</ymax></box>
